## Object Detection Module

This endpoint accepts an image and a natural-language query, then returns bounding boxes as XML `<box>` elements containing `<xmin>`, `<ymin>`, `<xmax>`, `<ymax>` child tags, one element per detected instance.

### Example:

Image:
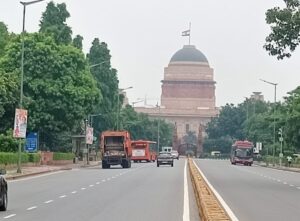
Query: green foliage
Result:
<box><xmin>0</xmin><ymin>152</ymin><xmax>40</xmax><ymax>165</ymax></box>
<box><xmin>53</xmin><ymin>152</ymin><xmax>75</xmax><ymax>161</ymax></box>
<box><xmin>39</xmin><ymin>1</ymin><xmax>72</xmax><ymax>45</ymax></box>
<box><xmin>87</xmin><ymin>38</ymin><xmax>119</xmax><ymax>131</ymax></box>
<box><xmin>0</xmin><ymin>33</ymin><xmax>101</xmax><ymax>150</ymax></box>
<box><xmin>0</xmin><ymin>21</ymin><xmax>9</xmax><ymax>57</ymax></box>
<box><xmin>72</xmin><ymin>35</ymin><xmax>83</xmax><ymax>50</ymax></box>
<box><xmin>120</xmin><ymin>105</ymin><xmax>173</xmax><ymax>148</ymax></box>
<box><xmin>264</xmin><ymin>0</ymin><xmax>300</xmax><ymax>59</ymax></box>
<box><xmin>0</xmin><ymin>130</ymin><xmax>19</xmax><ymax>152</ymax></box>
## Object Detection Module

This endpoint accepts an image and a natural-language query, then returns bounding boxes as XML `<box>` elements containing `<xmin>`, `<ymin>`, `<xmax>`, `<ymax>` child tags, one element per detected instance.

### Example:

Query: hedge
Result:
<box><xmin>53</xmin><ymin>152</ymin><xmax>75</xmax><ymax>161</ymax></box>
<box><xmin>0</xmin><ymin>152</ymin><xmax>40</xmax><ymax>165</ymax></box>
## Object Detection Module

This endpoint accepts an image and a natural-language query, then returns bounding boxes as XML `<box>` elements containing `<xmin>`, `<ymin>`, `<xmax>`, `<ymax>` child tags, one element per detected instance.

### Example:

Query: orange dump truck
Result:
<box><xmin>131</xmin><ymin>140</ymin><xmax>157</xmax><ymax>163</ymax></box>
<box><xmin>100</xmin><ymin>130</ymin><xmax>132</xmax><ymax>169</ymax></box>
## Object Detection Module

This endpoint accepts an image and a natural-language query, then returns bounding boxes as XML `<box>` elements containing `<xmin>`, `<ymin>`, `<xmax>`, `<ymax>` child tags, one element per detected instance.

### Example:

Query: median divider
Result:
<box><xmin>188</xmin><ymin>158</ymin><xmax>231</xmax><ymax>221</ymax></box>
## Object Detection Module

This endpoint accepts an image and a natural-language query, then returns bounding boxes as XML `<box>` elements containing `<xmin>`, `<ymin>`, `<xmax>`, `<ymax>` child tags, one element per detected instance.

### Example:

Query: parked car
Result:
<box><xmin>0</xmin><ymin>169</ymin><xmax>7</xmax><ymax>211</ymax></box>
<box><xmin>157</xmin><ymin>152</ymin><xmax>174</xmax><ymax>167</ymax></box>
<box><xmin>171</xmin><ymin>150</ymin><xmax>179</xmax><ymax>160</ymax></box>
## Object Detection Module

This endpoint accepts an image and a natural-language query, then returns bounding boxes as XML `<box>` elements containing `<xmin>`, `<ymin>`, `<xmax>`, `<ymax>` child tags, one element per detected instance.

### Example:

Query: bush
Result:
<box><xmin>0</xmin><ymin>152</ymin><xmax>41</xmax><ymax>165</ymax></box>
<box><xmin>53</xmin><ymin>152</ymin><xmax>75</xmax><ymax>161</ymax></box>
<box><xmin>0</xmin><ymin>130</ymin><xmax>19</xmax><ymax>152</ymax></box>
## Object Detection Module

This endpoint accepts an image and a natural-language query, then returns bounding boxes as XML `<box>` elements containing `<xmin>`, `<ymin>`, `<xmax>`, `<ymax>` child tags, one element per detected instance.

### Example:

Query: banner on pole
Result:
<box><xmin>86</xmin><ymin>127</ymin><xmax>93</xmax><ymax>145</ymax></box>
<box><xmin>13</xmin><ymin>108</ymin><xmax>28</xmax><ymax>138</ymax></box>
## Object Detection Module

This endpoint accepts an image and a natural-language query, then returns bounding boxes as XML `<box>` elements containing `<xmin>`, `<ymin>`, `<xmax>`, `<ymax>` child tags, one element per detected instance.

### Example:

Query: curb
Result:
<box><xmin>254</xmin><ymin>162</ymin><xmax>300</xmax><ymax>173</ymax></box>
<box><xmin>188</xmin><ymin>158</ymin><xmax>232</xmax><ymax>221</ymax></box>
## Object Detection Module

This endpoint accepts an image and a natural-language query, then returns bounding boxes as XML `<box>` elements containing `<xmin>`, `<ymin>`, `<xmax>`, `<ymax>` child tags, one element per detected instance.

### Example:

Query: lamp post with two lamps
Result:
<box><xmin>260</xmin><ymin>78</ymin><xmax>278</xmax><ymax>165</ymax></box>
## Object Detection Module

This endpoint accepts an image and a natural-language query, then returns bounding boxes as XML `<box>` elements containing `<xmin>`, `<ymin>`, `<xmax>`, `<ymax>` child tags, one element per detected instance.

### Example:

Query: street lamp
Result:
<box><xmin>278</xmin><ymin>128</ymin><xmax>283</xmax><ymax>167</ymax></box>
<box><xmin>117</xmin><ymin>86</ymin><xmax>133</xmax><ymax>130</ymax></box>
<box><xmin>260</xmin><ymin>78</ymin><xmax>278</xmax><ymax>165</ymax></box>
<box><xmin>132</xmin><ymin>99</ymin><xmax>144</xmax><ymax>107</ymax></box>
<box><xmin>17</xmin><ymin>0</ymin><xmax>45</xmax><ymax>174</ymax></box>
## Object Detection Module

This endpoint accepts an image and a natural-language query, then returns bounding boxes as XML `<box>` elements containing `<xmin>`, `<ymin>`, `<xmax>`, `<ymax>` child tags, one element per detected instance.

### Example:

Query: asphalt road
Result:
<box><xmin>194</xmin><ymin>159</ymin><xmax>300</xmax><ymax>221</ymax></box>
<box><xmin>2</xmin><ymin>159</ymin><xmax>200</xmax><ymax>221</ymax></box>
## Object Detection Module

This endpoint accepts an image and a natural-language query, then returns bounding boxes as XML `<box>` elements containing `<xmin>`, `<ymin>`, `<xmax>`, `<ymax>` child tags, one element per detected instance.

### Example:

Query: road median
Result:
<box><xmin>188</xmin><ymin>158</ymin><xmax>231</xmax><ymax>221</ymax></box>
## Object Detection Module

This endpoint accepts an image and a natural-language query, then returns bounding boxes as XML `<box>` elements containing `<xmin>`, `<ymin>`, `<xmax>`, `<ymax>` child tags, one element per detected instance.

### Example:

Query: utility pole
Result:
<box><xmin>278</xmin><ymin>128</ymin><xmax>283</xmax><ymax>167</ymax></box>
<box><xmin>156</xmin><ymin>104</ymin><xmax>161</xmax><ymax>152</ymax></box>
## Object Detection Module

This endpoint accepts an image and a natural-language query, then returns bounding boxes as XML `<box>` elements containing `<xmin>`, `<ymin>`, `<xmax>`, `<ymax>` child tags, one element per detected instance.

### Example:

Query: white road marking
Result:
<box><xmin>290</xmin><ymin>184</ymin><xmax>294</xmax><ymax>187</ymax></box>
<box><xmin>283</xmin><ymin>182</ymin><xmax>288</xmax><ymax>185</ymax></box>
<box><xmin>8</xmin><ymin>171</ymin><xmax>65</xmax><ymax>183</ymax></box>
<box><xmin>107</xmin><ymin>178</ymin><xmax>111</xmax><ymax>181</ymax></box>
<box><xmin>193</xmin><ymin>160</ymin><xmax>239</xmax><ymax>221</ymax></box>
<box><xmin>112</xmin><ymin>176</ymin><xmax>116</xmax><ymax>179</ymax></box>
<box><xmin>89</xmin><ymin>184</ymin><xmax>94</xmax><ymax>187</ymax></box>
<box><xmin>4</xmin><ymin>214</ymin><xmax>16</xmax><ymax>219</ymax></box>
<box><xmin>59</xmin><ymin>195</ymin><xmax>67</xmax><ymax>198</ymax></box>
<box><xmin>183</xmin><ymin>160</ymin><xmax>190</xmax><ymax>221</ymax></box>
<box><xmin>277</xmin><ymin>180</ymin><xmax>281</xmax><ymax>182</ymax></box>
<box><xmin>81</xmin><ymin>187</ymin><xmax>86</xmax><ymax>190</ymax></box>
<box><xmin>71</xmin><ymin>191</ymin><xmax>77</xmax><ymax>194</ymax></box>
<box><xmin>102</xmin><ymin>179</ymin><xmax>106</xmax><ymax>182</ymax></box>
<box><xmin>96</xmin><ymin>182</ymin><xmax>100</xmax><ymax>184</ymax></box>
<box><xmin>44</xmin><ymin>200</ymin><xmax>53</xmax><ymax>204</ymax></box>
<box><xmin>297</xmin><ymin>187</ymin><xmax>300</xmax><ymax>189</ymax></box>
<box><xmin>27</xmin><ymin>206</ymin><xmax>37</xmax><ymax>211</ymax></box>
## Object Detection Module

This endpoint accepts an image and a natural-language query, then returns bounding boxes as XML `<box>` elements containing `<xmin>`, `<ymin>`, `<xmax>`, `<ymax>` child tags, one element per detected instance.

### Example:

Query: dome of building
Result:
<box><xmin>170</xmin><ymin>45</ymin><xmax>208</xmax><ymax>63</ymax></box>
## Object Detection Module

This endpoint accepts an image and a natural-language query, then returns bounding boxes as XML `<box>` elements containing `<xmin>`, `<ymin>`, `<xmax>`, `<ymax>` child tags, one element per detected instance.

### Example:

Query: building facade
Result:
<box><xmin>135</xmin><ymin>45</ymin><xmax>218</xmax><ymax>155</ymax></box>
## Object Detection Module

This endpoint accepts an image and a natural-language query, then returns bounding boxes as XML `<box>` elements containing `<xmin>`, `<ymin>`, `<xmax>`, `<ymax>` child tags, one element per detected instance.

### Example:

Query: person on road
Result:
<box><xmin>287</xmin><ymin>156</ymin><xmax>292</xmax><ymax>167</ymax></box>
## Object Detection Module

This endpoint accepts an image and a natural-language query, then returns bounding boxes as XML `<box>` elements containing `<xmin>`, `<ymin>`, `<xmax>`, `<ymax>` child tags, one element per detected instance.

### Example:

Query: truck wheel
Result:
<box><xmin>171</xmin><ymin>163</ymin><xmax>174</xmax><ymax>167</ymax></box>
<box><xmin>128</xmin><ymin>160</ymin><xmax>131</xmax><ymax>168</ymax></box>
<box><xmin>0</xmin><ymin>191</ymin><xmax>7</xmax><ymax>211</ymax></box>
<box><xmin>157</xmin><ymin>163</ymin><xmax>159</xmax><ymax>167</ymax></box>
<box><xmin>102</xmin><ymin>161</ymin><xmax>107</xmax><ymax>169</ymax></box>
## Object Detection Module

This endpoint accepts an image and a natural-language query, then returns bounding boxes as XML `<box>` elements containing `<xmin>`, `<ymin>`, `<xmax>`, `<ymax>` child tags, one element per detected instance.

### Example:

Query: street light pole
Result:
<box><xmin>17</xmin><ymin>0</ymin><xmax>45</xmax><ymax>174</ymax></box>
<box><xmin>156</xmin><ymin>104</ymin><xmax>161</xmax><ymax>152</ymax></box>
<box><xmin>117</xmin><ymin>87</ymin><xmax>132</xmax><ymax>130</ymax></box>
<box><xmin>260</xmin><ymin>79</ymin><xmax>278</xmax><ymax>165</ymax></box>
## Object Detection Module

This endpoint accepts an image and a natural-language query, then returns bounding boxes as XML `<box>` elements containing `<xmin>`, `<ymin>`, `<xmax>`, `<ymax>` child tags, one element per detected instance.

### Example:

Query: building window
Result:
<box><xmin>186</xmin><ymin>124</ymin><xmax>189</xmax><ymax>133</ymax></box>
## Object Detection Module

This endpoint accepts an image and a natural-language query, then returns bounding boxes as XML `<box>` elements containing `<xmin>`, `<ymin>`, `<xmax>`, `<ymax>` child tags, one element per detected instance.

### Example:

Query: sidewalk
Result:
<box><xmin>254</xmin><ymin>161</ymin><xmax>300</xmax><ymax>173</ymax></box>
<box><xmin>4</xmin><ymin>161</ymin><xmax>101</xmax><ymax>180</ymax></box>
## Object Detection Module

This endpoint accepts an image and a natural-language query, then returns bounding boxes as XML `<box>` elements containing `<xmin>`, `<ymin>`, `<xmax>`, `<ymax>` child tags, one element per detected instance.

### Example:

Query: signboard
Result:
<box><xmin>25</xmin><ymin>132</ymin><xmax>38</xmax><ymax>152</ymax></box>
<box><xmin>13</xmin><ymin>109</ymin><xmax>28</xmax><ymax>138</ymax></box>
<box><xmin>86</xmin><ymin>127</ymin><xmax>93</xmax><ymax>145</ymax></box>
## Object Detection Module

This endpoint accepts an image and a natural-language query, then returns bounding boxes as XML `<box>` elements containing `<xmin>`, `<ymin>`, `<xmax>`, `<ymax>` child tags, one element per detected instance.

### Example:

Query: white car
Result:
<box><xmin>171</xmin><ymin>150</ymin><xmax>179</xmax><ymax>160</ymax></box>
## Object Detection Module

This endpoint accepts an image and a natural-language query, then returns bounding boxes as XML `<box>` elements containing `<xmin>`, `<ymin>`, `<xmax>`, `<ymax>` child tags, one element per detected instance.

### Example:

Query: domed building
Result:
<box><xmin>135</xmin><ymin>45</ymin><xmax>218</xmax><ymax>155</ymax></box>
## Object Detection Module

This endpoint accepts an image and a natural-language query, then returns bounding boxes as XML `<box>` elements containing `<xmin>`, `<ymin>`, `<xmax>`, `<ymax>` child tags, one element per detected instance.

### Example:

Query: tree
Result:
<box><xmin>0</xmin><ymin>33</ymin><xmax>101</xmax><ymax>150</ymax></box>
<box><xmin>0</xmin><ymin>22</ymin><xmax>9</xmax><ymax>57</ymax></box>
<box><xmin>39</xmin><ymin>1</ymin><xmax>72</xmax><ymax>45</ymax></box>
<box><xmin>264</xmin><ymin>0</ymin><xmax>300</xmax><ymax>59</ymax></box>
<box><xmin>87</xmin><ymin>38</ymin><xmax>119</xmax><ymax>131</ymax></box>
<box><xmin>72</xmin><ymin>35</ymin><xmax>83</xmax><ymax>50</ymax></box>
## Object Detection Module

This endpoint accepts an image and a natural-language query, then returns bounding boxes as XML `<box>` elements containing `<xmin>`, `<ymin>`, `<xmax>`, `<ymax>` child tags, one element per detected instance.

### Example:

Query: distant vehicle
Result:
<box><xmin>211</xmin><ymin>151</ymin><xmax>221</xmax><ymax>157</ymax></box>
<box><xmin>132</xmin><ymin>140</ymin><xmax>156</xmax><ymax>163</ymax></box>
<box><xmin>157</xmin><ymin>152</ymin><xmax>174</xmax><ymax>167</ymax></box>
<box><xmin>100</xmin><ymin>131</ymin><xmax>132</xmax><ymax>169</ymax></box>
<box><xmin>230</xmin><ymin>140</ymin><xmax>254</xmax><ymax>166</ymax></box>
<box><xmin>170</xmin><ymin>150</ymin><xmax>179</xmax><ymax>160</ymax></box>
<box><xmin>0</xmin><ymin>170</ymin><xmax>7</xmax><ymax>211</ymax></box>
<box><xmin>162</xmin><ymin>146</ymin><xmax>172</xmax><ymax>152</ymax></box>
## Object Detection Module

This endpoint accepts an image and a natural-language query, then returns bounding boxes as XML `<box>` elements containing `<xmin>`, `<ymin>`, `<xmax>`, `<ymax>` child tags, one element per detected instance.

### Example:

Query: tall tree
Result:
<box><xmin>39</xmin><ymin>1</ymin><xmax>72</xmax><ymax>45</ymax></box>
<box><xmin>0</xmin><ymin>33</ymin><xmax>101</xmax><ymax>150</ymax></box>
<box><xmin>264</xmin><ymin>0</ymin><xmax>300</xmax><ymax>59</ymax></box>
<box><xmin>72</xmin><ymin>34</ymin><xmax>83</xmax><ymax>50</ymax></box>
<box><xmin>0</xmin><ymin>22</ymin><xmax>9</xmax><ymax>57</ymax></box>
<box><xmin>87</xmin><ymin>38</ymin><xmax>119</xmax><ymax>131</ymax></box>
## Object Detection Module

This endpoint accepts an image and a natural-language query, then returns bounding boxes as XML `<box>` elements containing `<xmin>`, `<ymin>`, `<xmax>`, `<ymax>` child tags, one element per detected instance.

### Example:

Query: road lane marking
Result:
<box><xmin>81</xmin><ymin>188</ymin><xmax>86</xmax><ymax>190</ymax></box>
<box><xmin>27</xmin><ymin>206</ymin><xmax>37</xmax><ymax>210</ymax></box>
<box><xmin>102</xmin><ymin>179</ymin><xmax>106</xmax><ymax>182</ymax></box>
<box><xmin>290</xmin><ymin>184</ymin><xmax>294</xmax><ymax>187</ymax></box>
<box><xmin>89</xmin><ymin>184</ymin><xmax>94</xmax><ymax>187</ymax></box>
<box><xmin>283</xmin><ymin>182</ymin><xmax>288</xmax><ymax>185</ymax></box>
<box><xmin>44</xmin><ymin>200</ymin><xmax>53</xmax><ymax>204</ymax></box>
<box><xmin>183</xmin><ymin>160</ymin><xmax>190</xmax><ymax>221</ymax></box>
<box><xmin>297</xmin><ymin>187</ymin><xmax>300</xmax><ymax>189</ymax></box>
<box><xmin>277</xmin><ymin>179</ymin><xmax>281</xmax><ymax>182</ymax></box>
<box><xmin>8</xmin><ymin>171</ymin><xmax>65</xmax><ymax>183</ymax></box>
<box><xmin>107</xmin><ymin>178</ymin><xmax>111</xmax><ymax>181</ymax></box>
<box><xmin>71</xmin><ymin>191</ymin><xmax>77</xmax><ymax>194</ymax></box>
<box><xmin>193</xmin><ymin>160</ymin><xmax>239</xmax><ymax>221</ymax></box>
<box><xmin>96</xmin><ymin>182</ymin><xmax>100</xmax><ymax>184</ymax></box>
<box><xmin>4</xmin><ymin>214</ymin><xmax>16</xmax><ymax>219</ymax></box>
<box><xmin>59</xmin><ymin>195</ymin><xmax>67</xmax><ymax>198</ymax></box>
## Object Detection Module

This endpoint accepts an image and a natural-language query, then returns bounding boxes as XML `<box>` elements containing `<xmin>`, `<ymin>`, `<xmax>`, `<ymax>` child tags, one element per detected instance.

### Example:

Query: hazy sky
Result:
<box><xmin>1</xmin><ymin>0</ymin><xmax>300</xmax><ymax>107</ymax></box>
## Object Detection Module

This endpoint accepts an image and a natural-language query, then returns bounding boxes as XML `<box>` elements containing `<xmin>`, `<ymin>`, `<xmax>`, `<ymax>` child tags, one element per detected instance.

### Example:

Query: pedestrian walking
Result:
<box><xmin>287</xmin><ymin>156</ymin><xmax>292</xmax><ymax>167</ymax></box>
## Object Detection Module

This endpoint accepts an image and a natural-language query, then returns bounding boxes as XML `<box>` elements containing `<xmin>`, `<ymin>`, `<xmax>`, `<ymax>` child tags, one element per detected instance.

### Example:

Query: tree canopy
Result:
<box><xmin>264</xmin><ymin>0</ymin><xmax>300</xmax><ymax>59</ymax></box>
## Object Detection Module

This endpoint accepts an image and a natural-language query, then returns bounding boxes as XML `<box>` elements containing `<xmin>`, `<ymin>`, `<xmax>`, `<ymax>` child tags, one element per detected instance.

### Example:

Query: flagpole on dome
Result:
<box><xmin>181</xmin><ymin>23</ymin><xmax>191</xmax><ymax>45</ymax></box>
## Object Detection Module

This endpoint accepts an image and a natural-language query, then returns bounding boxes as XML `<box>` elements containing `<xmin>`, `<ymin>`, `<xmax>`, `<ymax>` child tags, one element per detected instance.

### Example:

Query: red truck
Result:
<box><xmin>230</xmin><ymin>140</ymin><xmax>254</xmax><ymax>166</ymax></box>
<box><xmin>131</xmin><ymin>140</ymin><xmax>157</xmax><ymax>163</ymax></box>
<box><xmin>100</xmin><ymin>130</ymin><xmax>132</xmax><ymax>169</ymax></box>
